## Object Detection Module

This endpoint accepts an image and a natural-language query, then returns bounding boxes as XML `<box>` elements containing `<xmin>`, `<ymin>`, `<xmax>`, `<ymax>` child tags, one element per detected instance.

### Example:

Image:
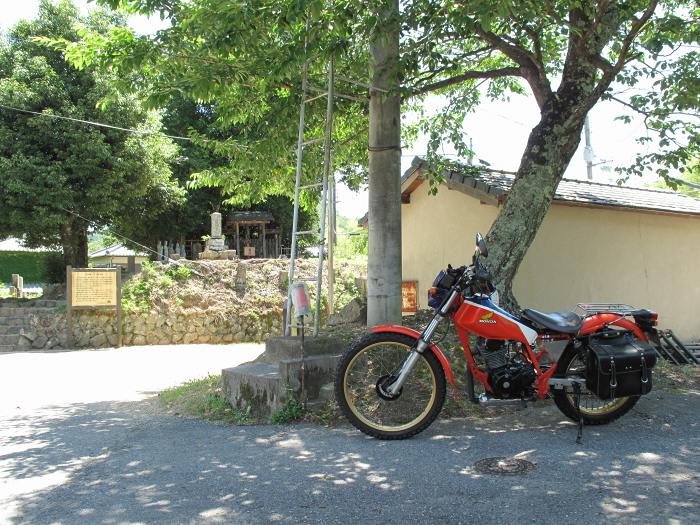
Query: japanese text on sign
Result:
<box><xmin>71</xmin><ymin>271</ymin><xmax>117</xmax><ymax>307</ymax></box>
<box><xmin>402</xmin><ymin>281</ymin><xmax>418</xmax><ymax>314</ymax></box>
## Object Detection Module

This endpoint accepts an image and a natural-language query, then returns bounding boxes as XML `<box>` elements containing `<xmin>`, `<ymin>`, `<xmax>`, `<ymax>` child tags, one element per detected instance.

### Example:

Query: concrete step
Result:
<box><xmin>222</xmin><ymin>363</ymin><xmax>282</xmax><ymax>417</ymax></box>
<box><xmin>0</xmin><ymin>317</ymin><xmax>32</xmax><ymax>327</ymax></box>
<box><xmin>0</xmin><ymin>334</ymin><xmax>20</xmax><ymax>345</ymax></box>
<box><xmin>1</xmin><ymin>326</ymin><xmax>24</xmax><ymax>335</ymax></box>
<box><xmin>31</xmin><ymin>300</ymin><xmax>59</xmax><ymax>308</ymax></box>
<box><xmin>222</xmin><ymin>352</ymin><xmax>342</xmax><ymax>418</ymax></box>
<box><xmin>259</xmin><ymin>336</ymin><xmax>344</xmax><ymax>363</ymax></box>
<box><xmin>0</xmin><ymin>307</ymin><xmax>56</xmax><ymax>317</ymax></box>
<box><xmin>0</xmin><ymin>299</ymin><xmax>59</xmax><ymax>308</ymax></box>
<box><xmin>0</xmin><ymin>345</ymin><xmax>17</xmax><ymax>353</ymax></box>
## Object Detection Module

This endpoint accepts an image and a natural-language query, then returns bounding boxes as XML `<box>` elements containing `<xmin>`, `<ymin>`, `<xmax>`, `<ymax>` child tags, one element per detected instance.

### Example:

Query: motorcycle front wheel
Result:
<box><xmin>335</xmin><ymin>332</ymin><xmax>446</xmax><ymax>440</ymax></box>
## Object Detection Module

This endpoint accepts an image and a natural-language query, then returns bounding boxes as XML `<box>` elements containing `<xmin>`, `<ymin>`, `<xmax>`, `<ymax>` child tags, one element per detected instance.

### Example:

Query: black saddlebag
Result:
<box><xmin>586</xmin><ymin>331</ymin><xmax>657</xmax><ymax>400</ymax></box>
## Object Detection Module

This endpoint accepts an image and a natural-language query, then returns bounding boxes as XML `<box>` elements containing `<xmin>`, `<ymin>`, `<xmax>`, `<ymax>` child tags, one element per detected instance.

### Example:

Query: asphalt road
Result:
<box><xmin>1</xmin><ymin>345</ymin><xmax>698</xmax><ymax>524</ymax></box>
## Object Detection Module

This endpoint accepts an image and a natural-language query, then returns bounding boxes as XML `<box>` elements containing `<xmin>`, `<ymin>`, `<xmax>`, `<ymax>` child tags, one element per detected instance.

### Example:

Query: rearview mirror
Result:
<box><xmin>475</xmin><ymin>232</ymin><xmax>488</xmax><ymax>258</ymax></box>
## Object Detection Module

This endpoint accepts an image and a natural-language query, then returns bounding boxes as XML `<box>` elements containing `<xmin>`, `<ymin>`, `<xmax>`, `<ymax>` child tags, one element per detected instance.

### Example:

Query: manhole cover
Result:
<box><xmin>473</xmin><ymin>457</ymin><xmax>536</xmax><ymax>476</ymax></box>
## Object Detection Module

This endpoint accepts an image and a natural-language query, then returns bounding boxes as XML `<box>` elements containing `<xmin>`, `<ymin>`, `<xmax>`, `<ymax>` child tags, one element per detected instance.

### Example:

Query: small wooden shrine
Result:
<box><xmin>225</xmin><ymin>211</ymin><xmax>281</xmax><ymax>259</ymax></box>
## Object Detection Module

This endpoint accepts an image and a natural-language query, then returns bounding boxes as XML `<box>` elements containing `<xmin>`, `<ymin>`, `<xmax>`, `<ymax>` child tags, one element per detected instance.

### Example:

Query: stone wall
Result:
<box><xmin>16</xmin><ymin>307</ymin><xmax>284</xmax><ymax>351</ymax></box>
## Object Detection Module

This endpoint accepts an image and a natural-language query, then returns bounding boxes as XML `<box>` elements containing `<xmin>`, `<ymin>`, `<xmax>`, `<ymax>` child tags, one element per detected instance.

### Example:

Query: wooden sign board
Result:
<box><xmin>401</xmin><ymin>280</ymin><xmax>418</xmax><ymax>315</ymax></box>
<box><xmin>66</xmin><ymin>267</ymin><xmax>122</xmax><ymax>347</ymax></box>
<box><xmin>71</xmin><ymin>270</ymin><xmax>118</xmax><ymax>307</ymax></box>
<box><xmin>243</xmin><ymin>246</ymin><xmax>256</xmax><ymax>257</ymax></box>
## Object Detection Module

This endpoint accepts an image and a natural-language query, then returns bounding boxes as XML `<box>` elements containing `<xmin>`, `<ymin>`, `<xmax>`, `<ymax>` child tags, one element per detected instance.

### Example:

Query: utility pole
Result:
<box><xmin>367</xmin><ymin>0</ymin><xmax>402</xmax><ymax>326</ymax></box>
<box><xmin>584</xmin><ymin>116</ymin><xmax>594</xmax><ymax>180</ymax></box>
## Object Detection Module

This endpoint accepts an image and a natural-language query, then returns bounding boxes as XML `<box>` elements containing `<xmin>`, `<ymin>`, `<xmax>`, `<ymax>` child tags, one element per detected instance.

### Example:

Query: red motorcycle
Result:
<box><xmin>335</xmin><ymin>233</ymin><xmax>658</xmax><ymax>440</ymax></box>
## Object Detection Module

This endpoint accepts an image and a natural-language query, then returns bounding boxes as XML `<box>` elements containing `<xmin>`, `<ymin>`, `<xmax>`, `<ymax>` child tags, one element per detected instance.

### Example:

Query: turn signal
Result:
<box><xmin>428</xmin><ymin>287</ymin><xmax>438</xmax><ymax>297</ymax></box>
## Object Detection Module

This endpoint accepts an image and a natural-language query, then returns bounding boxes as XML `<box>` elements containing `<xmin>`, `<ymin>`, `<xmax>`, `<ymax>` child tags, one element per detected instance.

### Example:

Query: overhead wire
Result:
<box><xmin>55</xmin><ymin>206</ymin><xmax>204</xmax><ymax>277</ymax></box>
<box><xmin>0</xmin><ymin>103</ymin><xmax>198</xmax><ymax>142</ymax></box>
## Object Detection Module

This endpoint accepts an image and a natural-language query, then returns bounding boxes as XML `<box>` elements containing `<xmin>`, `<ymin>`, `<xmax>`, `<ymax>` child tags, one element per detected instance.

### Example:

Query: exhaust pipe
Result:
<box><xmin>548</xmin><ymin>377</ymin><xmax>586</xmax><ymax>390</ymax></box>
<box><xmin>477</xmin><ymin>393</ymin><xmax>529</xmax><ymax>408</ymax></box>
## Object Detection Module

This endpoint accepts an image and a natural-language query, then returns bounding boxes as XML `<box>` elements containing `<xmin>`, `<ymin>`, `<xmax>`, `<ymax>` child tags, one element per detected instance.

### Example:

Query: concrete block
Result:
<box><xmin>278</xmin><ymin>354</ymin><xmax>342</xmax><ymax>401</ymax></box>
<box><xmin>0</xmin><ymin>334</ymin><xmax>19</xmax><ymax>345</ymax></box>
<box><xmin>260</xmin><ymin>336</ymin><xmax>344</xmax><ymax>363</ymax></box>
<box><xmin>317</xmin><ymin>382</ymin><xmax>335</xmax><ymax>403</ymax></box>
<box><xmin>222</xmin><ymin>363</ymin><xmax>282</xmax><ymax>418</ymax></box>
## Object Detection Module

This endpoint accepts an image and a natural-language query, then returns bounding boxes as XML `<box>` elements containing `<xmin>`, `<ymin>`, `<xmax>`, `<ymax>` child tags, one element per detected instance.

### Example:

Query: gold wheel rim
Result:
<box><xmin>565</xmin><ymin>355</ymin><xmax>629</xmax><ymax>416</ymax></box>
<box><xmin>344</xmin><ymin>341</ymin><xmax>437</xmax><ymax>433</ymax></box>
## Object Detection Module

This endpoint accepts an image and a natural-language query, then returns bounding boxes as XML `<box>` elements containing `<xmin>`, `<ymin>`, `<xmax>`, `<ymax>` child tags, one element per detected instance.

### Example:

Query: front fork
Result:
<box><xmin>385</xmin><ymin>289</ymin><xmax>458</xmax><ymax>395</ymax></box>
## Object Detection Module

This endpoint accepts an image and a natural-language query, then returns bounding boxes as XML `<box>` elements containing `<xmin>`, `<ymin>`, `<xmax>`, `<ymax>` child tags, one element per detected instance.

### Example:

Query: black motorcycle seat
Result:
<box><xmin>522</xmin><ymin>308</ymin><xmax>583</xmax><ymax>334</ymax></box>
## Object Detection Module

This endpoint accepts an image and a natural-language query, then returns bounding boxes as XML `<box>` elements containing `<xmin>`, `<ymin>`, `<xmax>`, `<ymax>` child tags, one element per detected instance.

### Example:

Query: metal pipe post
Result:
<box><xmin>285</xmin><ymin>60</ymin><xmax>309</xmax><ymax>336</ymax></box>
<box><xmin>314</xmin><ymin>56</ymin><xmax>334</xmax><ymax>335</ymax></box>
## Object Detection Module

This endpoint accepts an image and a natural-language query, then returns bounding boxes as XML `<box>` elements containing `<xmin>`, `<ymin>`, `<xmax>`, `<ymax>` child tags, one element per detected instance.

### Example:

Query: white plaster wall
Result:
<box><xmin>401</xmin><ymin>180</ymin><xmax>700</xmax><ymax>341</ymax></box>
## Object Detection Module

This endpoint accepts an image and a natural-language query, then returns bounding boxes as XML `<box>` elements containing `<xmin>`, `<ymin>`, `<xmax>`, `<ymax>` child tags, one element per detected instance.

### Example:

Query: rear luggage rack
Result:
<box><xmin>576</xmin><ymin>303</ymin><xmax>638</xmax><ymax>316</ymax></box>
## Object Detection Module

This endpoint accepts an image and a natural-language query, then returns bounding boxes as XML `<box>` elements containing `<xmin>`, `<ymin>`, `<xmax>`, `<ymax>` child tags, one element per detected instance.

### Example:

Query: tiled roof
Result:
<box><xmin>0</xmin><ymin>238</ymin><xmax>55</xmax><ymax>253</ymax></box>
<box><xmin>89</xmin><ymin>244</ymin><xmax>148</xmax><ymax>258</ymax></box>
<box><xmin>228</xmin><ymin>211</ymin><xmax>274</xmax><ymax>222</ymax></box>
<box><xmin>403</xmin><ymin>157</ymin><xmax>700</xmax><ymax>216</ymax></box>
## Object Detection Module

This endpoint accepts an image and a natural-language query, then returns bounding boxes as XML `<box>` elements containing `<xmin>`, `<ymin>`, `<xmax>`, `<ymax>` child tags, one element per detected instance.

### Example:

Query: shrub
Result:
<box><xmin>0</xmin><ymin>251</ymin><xmax>61</xmax><ymax>284</ymax></box>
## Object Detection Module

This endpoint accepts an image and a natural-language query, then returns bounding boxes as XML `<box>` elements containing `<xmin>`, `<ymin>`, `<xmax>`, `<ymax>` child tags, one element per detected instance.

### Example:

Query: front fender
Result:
<box><xmin>371</xmin><ymin>325</ymin><xmax>456</xmax><ymax>392</ymax></box>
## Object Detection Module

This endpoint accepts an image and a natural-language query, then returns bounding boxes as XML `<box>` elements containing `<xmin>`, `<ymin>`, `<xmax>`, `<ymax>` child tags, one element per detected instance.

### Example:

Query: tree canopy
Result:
<box><xmin>0</xmin><ymin>0</ymin><xmax>179</xmax><ymax>268</ymax></box>
<box><xmin>48</xmin><ymin>0</ymin><xmax>700</xmax><ymax>311</ymax></box>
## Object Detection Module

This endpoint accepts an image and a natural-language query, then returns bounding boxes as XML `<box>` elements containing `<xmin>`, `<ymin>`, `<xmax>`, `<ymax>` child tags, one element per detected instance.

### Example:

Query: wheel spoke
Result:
<box><xmin>343</xmin><ymin>341</ymin><xmax>437</xmax><ymax>432</ymax></box>
<box><xmin>565</xmin><ymin>355</ymin><xmax>628</xmax><ymax>416</ymax></box>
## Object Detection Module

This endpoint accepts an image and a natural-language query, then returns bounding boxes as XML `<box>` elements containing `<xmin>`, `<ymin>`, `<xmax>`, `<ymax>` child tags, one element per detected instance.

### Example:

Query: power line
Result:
<box><xmin>0</xmin><ymin>103</ymin><xmax>197</xmax><ymax>142</ymax></box>
<box><xmin>56</xmin><ymin>206</ymin><xmax>204</xmax><ymax>277</ymax></box>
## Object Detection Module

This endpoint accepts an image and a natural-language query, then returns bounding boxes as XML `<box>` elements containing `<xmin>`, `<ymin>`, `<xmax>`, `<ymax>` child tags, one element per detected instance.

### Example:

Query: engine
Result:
<box><xmin>476</xmin><ymin>338</ymin><xmax>536</xmax><ymax>398</ymax></box>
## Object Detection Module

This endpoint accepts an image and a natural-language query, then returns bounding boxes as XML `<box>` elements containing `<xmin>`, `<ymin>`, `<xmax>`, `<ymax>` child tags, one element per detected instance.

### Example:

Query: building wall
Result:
<box><xmin>90</xmin><ymin>256</ymin><xmax>149</xmax><ymax>268</ymax></box>
<box><xmin>401</xmin><ymin>180</ymin><xmax>700</xmax><ymax>341</ymax></box>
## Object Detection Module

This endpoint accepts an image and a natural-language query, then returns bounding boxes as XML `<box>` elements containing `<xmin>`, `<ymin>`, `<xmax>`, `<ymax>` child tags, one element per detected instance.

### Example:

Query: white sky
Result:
<box><xmin>2</xmin><ymin>1</ymin><xmax>665</xmax><ymax>220</ymax></box>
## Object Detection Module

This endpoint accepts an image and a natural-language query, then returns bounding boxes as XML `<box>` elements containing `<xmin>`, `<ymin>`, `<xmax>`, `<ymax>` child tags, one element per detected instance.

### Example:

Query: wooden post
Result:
<box><xmin>116</xmin><ymin>269</ymin><xmax>122</xmax><ymax>348</ymax></box>
<box><xmin>236</xmin><ymin>222</ymin><xmax>240</xmax><ymax>256</ymax></box>
<box><xmin>66</xmin><ymin>265</ymin><xmax>73</xmax><ymax>348</ymax></box>
<box><xmin>262</xmin><ymin>223</ymin><xmax>267</xmax><ymax>258</ymax></box>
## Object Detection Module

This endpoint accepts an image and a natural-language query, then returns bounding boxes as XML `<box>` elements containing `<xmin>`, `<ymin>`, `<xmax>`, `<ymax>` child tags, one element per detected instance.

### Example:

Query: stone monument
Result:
<box><xmin>207</xmin><ymin>212</ymin><xmax>226</xmax><ymax>252</ymax></box>
<box><xmin>200</xmin><ymin>212</ymin><xmax>237</xmax><ymax>260</ymax></box>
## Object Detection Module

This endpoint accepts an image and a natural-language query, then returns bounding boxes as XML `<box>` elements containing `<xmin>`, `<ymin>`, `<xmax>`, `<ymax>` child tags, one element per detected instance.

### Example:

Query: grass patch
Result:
<box><xmin>304</xmin><ymin>400</ymin><xmax>343</xmax><ymax>426</ymax></box>
<box><xmin>269</xmin><ymin>397</ymin><xmax>306</xmax><ymax>424</ymax></box>
<box><xmin>653</xmin><ymin>359</ymin><xmax>700</xmax><ymax>391</ymax></box>
<box><xmin>159</xmin><ymin>375</ymin><xmax>253</xmax><ymax>424</ymax></box>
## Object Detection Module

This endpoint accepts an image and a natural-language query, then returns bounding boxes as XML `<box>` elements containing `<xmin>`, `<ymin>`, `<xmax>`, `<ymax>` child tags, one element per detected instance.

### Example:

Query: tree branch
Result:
<box><xmin>590</xmin><ymin>1</ymin><xmax>658</xmax><ymax>100</ymax></box>
<box><xmin>409</xmin><ymin>67</ymin><xmax>522</xmax><ymax>96</ymax></box>
<box><xmin>544</xmin><ymin>0</ymin><xmax>574</xmax><ymax>28</ymax></box>
<box><xmin>473</xmin><ymin>25</ymin><xmax>552</xmax><ymax>108</ymax></box>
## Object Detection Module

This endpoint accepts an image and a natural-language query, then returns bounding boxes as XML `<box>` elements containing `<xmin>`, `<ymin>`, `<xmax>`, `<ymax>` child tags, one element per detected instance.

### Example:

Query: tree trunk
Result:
<box><xmin>367</xmin><ymin>0</ymin><xmax>402</xmax><ymax>326</ymax></box>
<box><xmin>60</xmin><ymin>215</ymin><xmax>89</xmax><ymax>268</ymax></box>
<box><xmin>485</xmin><ymin>103</ymin><xmax>589</xmax><ymax>312</ymax></box>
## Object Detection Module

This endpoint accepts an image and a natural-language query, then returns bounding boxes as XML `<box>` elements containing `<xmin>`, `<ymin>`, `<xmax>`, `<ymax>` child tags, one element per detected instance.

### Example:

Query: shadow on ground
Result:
<box><xmin>1</xmin><ymin>391</ymin><xmax>699</xmax><ymax>524</ymax></box>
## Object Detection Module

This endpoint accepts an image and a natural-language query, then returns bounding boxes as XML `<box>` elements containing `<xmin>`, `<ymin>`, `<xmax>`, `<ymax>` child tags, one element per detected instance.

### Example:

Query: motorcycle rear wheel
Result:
<box><xmin>335</xmin><ymin>332</ymin><xmax>446</xmax><ymax>440</ymax></box>
<box><xmin>552</xmin><ymin>344</ymin><xmax>639</xmax><ymax>424</ymax></box>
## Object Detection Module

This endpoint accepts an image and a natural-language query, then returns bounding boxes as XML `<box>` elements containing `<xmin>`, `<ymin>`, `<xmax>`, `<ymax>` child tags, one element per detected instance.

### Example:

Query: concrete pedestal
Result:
<box><xmin>222</xmin><ymin>336</ymin><xmax>345</xmax><ymax>418</ymax></box>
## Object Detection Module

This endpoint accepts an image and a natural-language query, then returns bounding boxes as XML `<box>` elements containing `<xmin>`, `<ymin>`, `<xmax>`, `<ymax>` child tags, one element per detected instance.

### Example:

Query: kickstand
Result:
<box><xmin>573</xmin><ymin>382</ymin><xmax>583</xmax><ymax>445</ymax></box>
